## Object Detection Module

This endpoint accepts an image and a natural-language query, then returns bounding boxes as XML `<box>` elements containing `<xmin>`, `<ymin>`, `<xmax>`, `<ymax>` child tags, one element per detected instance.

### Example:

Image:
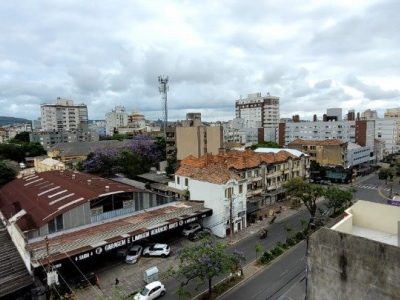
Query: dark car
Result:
<box><xmin>188</xmin><ymin>229</ymin><xmax>211</xmax><ymax>241</ymax></box>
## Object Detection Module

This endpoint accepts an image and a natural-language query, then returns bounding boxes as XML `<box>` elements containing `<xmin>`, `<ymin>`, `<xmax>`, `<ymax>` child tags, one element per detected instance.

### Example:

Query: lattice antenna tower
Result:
<box><xmin>158</xmin><ymin>76</ymin><xmax>169</xmax><ymax>137</ymax></box>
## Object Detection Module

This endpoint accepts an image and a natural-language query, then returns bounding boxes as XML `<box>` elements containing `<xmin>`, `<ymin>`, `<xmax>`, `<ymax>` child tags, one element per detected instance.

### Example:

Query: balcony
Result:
<box><xmin>247</xmin><ymin>188</ymin><xmax>263</xmax><ymax>197</ymax></box>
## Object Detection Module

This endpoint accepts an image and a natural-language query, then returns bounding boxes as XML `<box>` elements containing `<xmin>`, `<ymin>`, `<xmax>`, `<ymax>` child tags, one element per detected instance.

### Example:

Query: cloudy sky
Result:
<box><xmin>0</xmin><ymin>0</ymin><xmax>399</xmax><ymax>121</ymax></box>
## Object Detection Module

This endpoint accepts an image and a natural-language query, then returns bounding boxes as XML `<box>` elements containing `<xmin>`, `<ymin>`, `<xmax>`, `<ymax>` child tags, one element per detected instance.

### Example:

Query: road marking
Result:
<box><xmin>280</xmin><ymin>270</ymin><xmax>289</xmax><ymax>277</ymax></box>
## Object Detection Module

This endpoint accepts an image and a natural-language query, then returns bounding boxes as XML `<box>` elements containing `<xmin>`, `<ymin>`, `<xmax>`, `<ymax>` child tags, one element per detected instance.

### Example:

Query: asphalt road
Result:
<box><xmin>221</xmin><ymin>242</ymin><xmax>306</xmax><ymax>300</ymax></box>
<box><xmin>163</xmin><ymin>209</ymin><xmax>311</xmax><ymax>300</ymax></box>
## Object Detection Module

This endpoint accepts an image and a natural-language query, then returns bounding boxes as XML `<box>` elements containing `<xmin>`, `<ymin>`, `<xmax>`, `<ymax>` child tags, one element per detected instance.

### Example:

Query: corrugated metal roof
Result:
<box><xmin>0</xmin><ymin>170</ymin><xmax>140</xmax><ymax>231</ymax></box>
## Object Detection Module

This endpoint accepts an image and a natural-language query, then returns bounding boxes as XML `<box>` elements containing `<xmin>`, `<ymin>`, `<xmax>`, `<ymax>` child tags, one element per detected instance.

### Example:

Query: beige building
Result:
<box><xmin>288</xmin><ymin>139</ymin><xmax>347</xmax><ymax>167</ymax></box>
<box><xmin>384</xmin><ymin>107</ymin><xmax>400</xmax><ymax>145</ymax></box>
<box><xmin>176</xmin><ymin>126</ymin><xmax>223</xmax><ymax>160</ymax></box>
<box><xmin>34</xmin><ymin>157</ymin><xmax>65</xmax><ymax>173</ymax></box>
<box><xmin>308</xmin><ymin>200</ymin><xmax>400</xmax><ymax>299</ymax></box>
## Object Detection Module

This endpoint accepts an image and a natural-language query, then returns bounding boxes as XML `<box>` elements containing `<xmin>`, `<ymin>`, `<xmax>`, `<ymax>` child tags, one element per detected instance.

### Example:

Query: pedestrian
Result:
<box><xmin>115</xmin><ymin>278</ymin><xmax>119</xmax><ymax>286</ymax></box>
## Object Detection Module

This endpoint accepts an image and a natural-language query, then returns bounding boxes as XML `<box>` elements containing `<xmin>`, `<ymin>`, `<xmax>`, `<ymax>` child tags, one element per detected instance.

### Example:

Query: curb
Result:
<box><xmin>214</xmin><ymin>241</ymin><xmax>306</xmax><ymax>300</ymax></box>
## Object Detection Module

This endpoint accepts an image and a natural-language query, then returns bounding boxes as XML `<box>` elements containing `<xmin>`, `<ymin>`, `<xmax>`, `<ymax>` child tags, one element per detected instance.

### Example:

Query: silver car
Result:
<box><xmin>125</xmin><ymin>245</ymin><xmax>143</xmax><ymax>264</ymax></box>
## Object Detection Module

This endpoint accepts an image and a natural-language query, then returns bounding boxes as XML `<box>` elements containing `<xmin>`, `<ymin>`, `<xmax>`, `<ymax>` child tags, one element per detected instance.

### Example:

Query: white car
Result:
<box><xmin>182</xmin><ymin>223</ymin><xmax>202</xmax><ymax>237</ymax></box>
<box><xmin>142</xmin><ymin>244</ymin><xmax>170</xmax><ymax>258</ymax></box>
<box><xmin>125</xmin><ymin>245</ymin><xmax>143</xmax><ymax>264</ymax></box>
<box><xmin>134</xmin><ymin>281</ymin><xmax>166</xmax><ymax>300</ymax></box>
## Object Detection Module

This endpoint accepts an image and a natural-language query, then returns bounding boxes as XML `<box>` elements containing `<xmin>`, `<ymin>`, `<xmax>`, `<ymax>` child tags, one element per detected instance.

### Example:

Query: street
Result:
<box><xmin>220</xmin><ymin>242</ymin><xmax>306</xmax><ymax>300</ymax></box>
<box><xmin>162</xmin><ymin>209</ymin><xmax>311</xmax><ymax>300</ymax></box>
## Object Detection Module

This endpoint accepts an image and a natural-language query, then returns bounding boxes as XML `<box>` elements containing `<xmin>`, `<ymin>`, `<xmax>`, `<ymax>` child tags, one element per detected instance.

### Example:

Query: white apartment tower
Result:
<box><xmin>384</xmin><ymin>107</ymin><xmax>400</xmax><ymax>145</ymax></box>
<box><xmin>235</xmin><ymin>93</ymin><xmax>280</xmax><ymax>129</ymax></box>
<box><xmin>40</xmin><ymin>98</ymin><xmax>88</xmax><ymax>131</ymax></box>
<box><xmin>105</xmin><ymin>106</ymin><xmax>128</xmax><ymax>136</ymax></box>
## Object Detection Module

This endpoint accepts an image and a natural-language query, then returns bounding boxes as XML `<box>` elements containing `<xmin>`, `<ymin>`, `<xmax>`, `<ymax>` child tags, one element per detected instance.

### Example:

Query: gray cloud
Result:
<box><xmin>0</xmin><ymin>0</ymin><xmax>399</xmax><ymax>121</ymax></box>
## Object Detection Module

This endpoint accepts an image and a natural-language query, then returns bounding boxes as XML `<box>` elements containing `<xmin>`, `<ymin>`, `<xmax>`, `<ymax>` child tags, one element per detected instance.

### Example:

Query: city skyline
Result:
<box><xmin>0</xmin><ymin>0</ymin><xmax>399</xmax><ymax>121</ymax></box>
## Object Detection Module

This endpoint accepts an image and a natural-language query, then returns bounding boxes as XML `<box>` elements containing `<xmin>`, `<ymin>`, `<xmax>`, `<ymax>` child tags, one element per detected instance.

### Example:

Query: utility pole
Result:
<box><xmin>158</xmin><ymin>76</ymin><xmax>169</xmax><ymax>138</ymax></box>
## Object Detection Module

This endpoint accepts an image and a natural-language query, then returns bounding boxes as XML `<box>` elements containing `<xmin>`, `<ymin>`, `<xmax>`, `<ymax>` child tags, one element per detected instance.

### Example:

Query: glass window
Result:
<box><xmin>177</xmin><ymin>176</ymin><xmax>180</xmax><ymax>184</ymax></box>
<box><xmin>239</xmin><ymin>185</ymin><xmax>243</xmax><ymax>194</ymax></box>
<box><xmin>185</xmin><ymin>178</ymin><xmax>188</xmax><ymax>186</ymax></box>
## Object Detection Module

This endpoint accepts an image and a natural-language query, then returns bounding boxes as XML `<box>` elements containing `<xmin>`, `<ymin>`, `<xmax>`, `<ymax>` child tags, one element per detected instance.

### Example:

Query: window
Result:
<box><xmin>239</xmin><ymin>184</ymin><xmax>243</xmax><ymax>194</ymax></box>
<box><xmin>177</xmin><ymin>176</ymin><xmax>180</xmax><ymax>185</ymax></box>
<box><xmin>185</xmin><ymin>178</ymin><xmax>188</xmax><ymax>187</ymax></box>
<box><xmin>48</xmin><ymin>214</ymin><xmax>63</xmax><ymax>234</ymax></box>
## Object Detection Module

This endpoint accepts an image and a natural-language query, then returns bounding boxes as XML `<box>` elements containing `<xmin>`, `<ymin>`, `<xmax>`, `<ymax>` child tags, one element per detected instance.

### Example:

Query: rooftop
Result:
<box><xmin>331</xmin><ymin>200</ymin><xmax>399</xmax><ymax>247</ymax></box>
<box><xmin>288</xmin><ymin>139</ymin><xmax>345</xmax><ymax>146</ymax></box>
<box><xmin>0</xmin><ymin>170</ymin><xmax>140</xmax><ymax>231</ymax></box>
<box><xmin>254</xmin><ymin>147</ymin><xmax>308</xmax><ymax>157</ymax></box>
<box><xmin>176</xmin><ymin>150</ymin><xmax>301</xmax><ymax>184</ymax></box>
<box><xmin>26</xmin><ymin>201</ymin><xmax>211</xmax><ymax>266</ymax></box>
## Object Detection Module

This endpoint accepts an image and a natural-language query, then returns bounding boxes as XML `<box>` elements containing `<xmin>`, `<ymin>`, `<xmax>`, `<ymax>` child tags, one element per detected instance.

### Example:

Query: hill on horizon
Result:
<box><xmin>0</xmin><ymin>116</ymin><xmax>31</xmax><ymax>126</ymax></box>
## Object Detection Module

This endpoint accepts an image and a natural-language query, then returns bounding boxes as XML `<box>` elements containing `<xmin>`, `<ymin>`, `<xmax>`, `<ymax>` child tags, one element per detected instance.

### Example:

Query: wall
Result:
<box><xmin>176</xmin><ymin>127</ymin><xmax>200</xmax><ymax>160</ymax></box>
<box><xmin>206</xmin><ymin>126</ymin><xmax>223</xmax><ymax>155</ymax></box>
<box><xmin>307</xmin><ymin>227</ymin><xmax>400</xmax><ymax>300</ymax></box>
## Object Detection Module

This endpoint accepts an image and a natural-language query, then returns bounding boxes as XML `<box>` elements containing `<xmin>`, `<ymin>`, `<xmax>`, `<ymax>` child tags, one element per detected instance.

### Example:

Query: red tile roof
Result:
<box><xmin>288</xmin><ymin>139</ymin><xmax>345</xmax><ymax>146</ymax></box>
<box><xmin>0</xmin><ymin>170</ymin><xmax>140</xmax><ymax>231</ymax></box>
<box><xmin>176</xmin><ymin>150</ymin><xmax>299</xmax><ymax>184</ymax></box>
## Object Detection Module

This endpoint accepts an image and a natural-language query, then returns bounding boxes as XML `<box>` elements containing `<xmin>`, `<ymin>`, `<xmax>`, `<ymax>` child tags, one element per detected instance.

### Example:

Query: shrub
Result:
<box><xmin>286</xmin><ymin>237</ymin><xmax>296</xmax><ymax>246</ymax></box>
<box><xmin>259</xmin><ymin>251</ymin><xmax>273</xmax><ymax>264</ymax></box>
<box><xmin>271</xmin><ymin>246</ymin><xmax>284</xmax><ymax>257</ymax></box>
<box><xmin>295</xmin><ymin>231</ymin><xmax>305</xmax><ymax>241</ymax></box>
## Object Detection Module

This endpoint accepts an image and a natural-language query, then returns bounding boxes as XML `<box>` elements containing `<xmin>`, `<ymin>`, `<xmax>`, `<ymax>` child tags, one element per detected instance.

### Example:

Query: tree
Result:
<box><xmin>284</xmin><ymin>177</ymin><xmax>325</xmax><ymax>229</ymax></box>
<box><xmin>249</xmin><ymin>141</ymin><xmax>281</xmax><ymax>150</ymax></box>
<box><xmin>0</xmin><ymin>161</ymin><xmax>17</xmax><ymax>185</ymax></box>
<box><xmin>324</xmin><ymin>186</ymin><xmax>353</xmax><ymax>216</ymax></box>
<box><xmin>378</xmin><ymin>167</ymin><xmax>394</xmax><ymax>184</ymax></box>
<box><xmin>10</xmin><ymin>131</ymin><xmax>30</xmax><ymax>144</ymax></box>
<box><xmin>255</xmin><ymin>243</ymin><xmax>263</xmax><ymax>259</ymax></box>
<box><xmin>171</xmin><ymin>237</ymin><xmax>245</xmax><ymax>298</ymax></box>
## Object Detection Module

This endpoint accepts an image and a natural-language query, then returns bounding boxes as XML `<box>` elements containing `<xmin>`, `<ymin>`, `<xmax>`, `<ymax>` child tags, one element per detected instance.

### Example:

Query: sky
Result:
<box><xmin>0</xmin><ymin>0</ymin><xmax>399</xmax><ymax>122</ymax></box>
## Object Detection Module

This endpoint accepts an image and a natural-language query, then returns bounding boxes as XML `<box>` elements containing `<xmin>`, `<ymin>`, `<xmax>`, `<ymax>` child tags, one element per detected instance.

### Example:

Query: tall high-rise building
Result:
<box><xmin>105</xmin><ymin>106</ymin><xmax>128</xmax><ymax>136</ymax></box>
<box><xmin>40</xmin><ymin>98</ymin><xmax>88</xmax><ymax>131</ymax></box>
<box><xmin>361</xmin><ymin>109</ymin><xmax>378</xmax><ymax>120</ymax></box>
<box><xmin>384</xmin><ymin>107</ymin><xmax>400</xmax><ymax>145</ymax></box>
<box><xmin>235</xmin><ymin>92</ymin><xmax>280</xmax><ymax>129</ymax></box>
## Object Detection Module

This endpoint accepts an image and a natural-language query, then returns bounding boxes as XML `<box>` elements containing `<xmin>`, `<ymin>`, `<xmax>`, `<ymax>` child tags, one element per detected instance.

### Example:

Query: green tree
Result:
<box><xmin>0</xmin><ymin>161</ymin><xmax>17</xmax><ymax>185</ymax></box>
<box><xmin>324</xmin><ymin>186</ymin><xmax>353</xmax><ymax>216</ymax></box>
<box><xmin>249</xmin><ymin>141</ymin><xmax>281</xmax><ymax>150</ymax></box>
<box><xmin>10</xmin><ymin>131</ymin><xmax>30</xmax><ymax>144</ymax></box>
<box><xmin>378</xmin><ymin>167</ymin><xmax>394</xmax><ymax>184</ymax></box>
<box><xmin>171</xmin><ymin>237</ymin><xmax>245</xmax><ymax>298</ymax></box>
<box><xmin>118</xmin><ymin>150</ymin><xmax>147</xmax><ymax>178</ymax></box>
<box><xmin>284</xmin><ymin>177</ymin><xmax>325</xmax><ymax>229</ymax></box>
<box><xmin>255</xmin><ymin>243</ymin><xmax>263</xmax><ymax>259</ymax></box>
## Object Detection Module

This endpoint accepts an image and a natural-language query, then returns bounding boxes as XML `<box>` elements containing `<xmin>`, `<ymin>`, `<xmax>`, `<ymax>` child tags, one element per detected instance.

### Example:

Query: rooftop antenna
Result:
<box><xmin>158</xmin><ymin>76</ymin><xmax>169</xmax><ymax>137</ymax></box>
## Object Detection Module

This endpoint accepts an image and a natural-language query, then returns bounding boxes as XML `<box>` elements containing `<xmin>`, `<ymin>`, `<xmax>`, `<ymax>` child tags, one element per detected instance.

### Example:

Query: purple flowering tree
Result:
<box><xmin>171</xmin><ymin>237</ymin><xmax>245</xmax><ymax>298</ymax></box>
<box><xmin>82</xmin><ymin>147</ymin><xmax>121</xmax><ymax>176</ymax></box>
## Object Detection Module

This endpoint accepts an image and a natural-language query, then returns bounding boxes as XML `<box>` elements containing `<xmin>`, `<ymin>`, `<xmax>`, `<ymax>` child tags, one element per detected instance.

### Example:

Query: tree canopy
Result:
<box><xmin>82</xmin><ymin>135</ymin><xmax>164</xmax><ymax>177</ymax></box>
<box><xmin>249</xmin><ymin>141</ymin><xmax>281</xmax><ymax>150</ymax></box>
<box><xmin>171</xmin><ymin>237</ymin><xmax>245</xmax><ymax>298</ymax></box>
<box><xmin>0</xmin><ymin>161</ymin><xmax>17</xmax><ymax>185</ymax></box>
<box><xmin>284</xmin><ymin>177</ymin><xmax>325</xmax><ymax>228</ymax></box>
<box><xmin>0</xmin><ymin>142</ymin><xmax>46</xmax><ymax>162</ymax></box>
<box><xmin>324</xmin><ymin>186</ymin><xmax>353</xmax><ymax>216</ymax></box>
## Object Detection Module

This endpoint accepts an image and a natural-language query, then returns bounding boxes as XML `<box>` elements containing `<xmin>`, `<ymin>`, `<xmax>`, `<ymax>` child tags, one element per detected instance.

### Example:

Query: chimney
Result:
<box><xmin>105</xmin><ymin>186</ymin><xmax>110</xmax><ymax>192</ymax></box>
<box><xmin>87</xmin><ymin>179</ymin><xmax>91</xmax><ymax>185</ymax></box>
<box><xmin>72</xmin><ymin>174</ymin><xmax>75</xmax><ymax>180</ymax></box>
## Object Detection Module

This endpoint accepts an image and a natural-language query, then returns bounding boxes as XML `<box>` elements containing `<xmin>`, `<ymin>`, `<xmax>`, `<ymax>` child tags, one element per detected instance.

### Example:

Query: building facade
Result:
<box><xmin>278</xmin><ymin>120</ymin><xmax>375</xmax><ymax>147</ymax></box>
<box><xmin>40</xmin><ymin>98</ymin><xmax>88</xmax><ymax>131</ymax></box>
<box><xmin>30</xmin><ymin>130</ymin><xmax>99</xmax><ymax>150</ymax></box>
<box><xmin>169</xmin><ymin>149</ymin><xmax>310</xmax><ymax>235</ymax></box>
<box><xmin>374</xmin><ymin>119</ymin><xmax>398</xmax><ymax>154</ymax></box>
<box><xmin>105</xmin><ymin>106</ymin><xmax>128</xmax><ymax>136</ymax></box>
<box><xmin>235</xmin><ymin>93</ymin><xmax>280</xmax><ymax>129</ymax></box>
<box><xmin>384</xmin><ymin>107</ymin><xmax>400</xmax><ymax>146</ymax></box>
<box><xmin>287</xmin><ymin>139</ymin><xmax>348</xmax><ymax>167</ymax></box>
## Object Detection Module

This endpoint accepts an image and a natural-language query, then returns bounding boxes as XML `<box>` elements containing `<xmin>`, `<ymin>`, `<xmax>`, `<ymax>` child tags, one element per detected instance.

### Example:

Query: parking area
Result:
<box><xmin>71</xmin><ymin>230</ymin><xmax>202</xmax><ymax>299</ymax></box>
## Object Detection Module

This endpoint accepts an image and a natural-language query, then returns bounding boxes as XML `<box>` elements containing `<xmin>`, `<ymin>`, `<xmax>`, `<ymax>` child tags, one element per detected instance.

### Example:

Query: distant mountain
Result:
<box><xmin>0</xmin><ymin>116</ymin><xmax>31</xmax><ymax>126</ymax></box>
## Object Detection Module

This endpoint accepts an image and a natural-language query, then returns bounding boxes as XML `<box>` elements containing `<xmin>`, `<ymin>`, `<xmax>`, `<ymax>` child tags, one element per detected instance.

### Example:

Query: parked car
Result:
<box><xmin>142</xmin><ymin>243</ymin><xmax>170</xmax><ymax>258</ymax></box>
<box><xmin>134</xmin><ymin>281</ymin><xmax>166</xmax><ymax>300</ymax></box>
<box><xmin>182</xmin><ymin>223</ymin><xmax>202</xmax><ymax>237</ymax></box>
<box><xmin>188</xmin><ymin>229</ymin><xmax>211</xmax><ymax>241</ymax></box>
<box><xmin>116</xmin><ymin>246</ymin><xmax>129</xmax><ymax>257</ymax></box>
<box><xmin>125</xmin><ymin>245</ymin><xmax>143</xmax><ymax>264</ymax></box>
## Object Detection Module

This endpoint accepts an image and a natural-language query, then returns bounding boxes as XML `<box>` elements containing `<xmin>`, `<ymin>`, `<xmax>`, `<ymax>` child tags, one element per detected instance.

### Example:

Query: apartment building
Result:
<box><xmin>374</xmin><ymin>118</ymin><xmax>398</xmax><ymax>154</ymax></box>
<box><xmin>287</xmin><ymin>139</ymin><xmax>348</xmax><ymax>167</ymax></box>
<box><xmin>278</xmin><ymin>120</ymin><xmax>375</xmax><ymax>147</ymax></box>
<box><xmin>40</xmin><ymin>98</ymin><xmax>88</xmax><ymax>131</ymax></box>
<box><xmin>30</xmin><ymin>130</ymin><xmax>99</xmax><ymax>150</ymax></box>
<box><xmin>169</xmin><ymin>149</ymin><xmax>310</xmax><ymax>236</ymax></box>
<box><xmin>384</xmin><ymin>107</ymin><xmax>400</xmax><ymax>145</ymax></box>
<box><xmin>105</xmin><ymin>106</ymin><xmax>128</xmax><ymax>136</ymax></box>
<box><xmin>346</xmin><ymin>142</ymin><xmax>374</xmax><ymax>168</ymax></box>
<box><xmin>235</xmin><ymin>92</ymin><xmax>280</xmax><ymax>129</ymax></box>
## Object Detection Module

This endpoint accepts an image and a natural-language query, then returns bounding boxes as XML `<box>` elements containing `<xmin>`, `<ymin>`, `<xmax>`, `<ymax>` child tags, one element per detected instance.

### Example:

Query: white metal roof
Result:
<box><xmin>254</xmin><ymin>147</ymin><xmax>308</xmax><ymax>157</ymax></box>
